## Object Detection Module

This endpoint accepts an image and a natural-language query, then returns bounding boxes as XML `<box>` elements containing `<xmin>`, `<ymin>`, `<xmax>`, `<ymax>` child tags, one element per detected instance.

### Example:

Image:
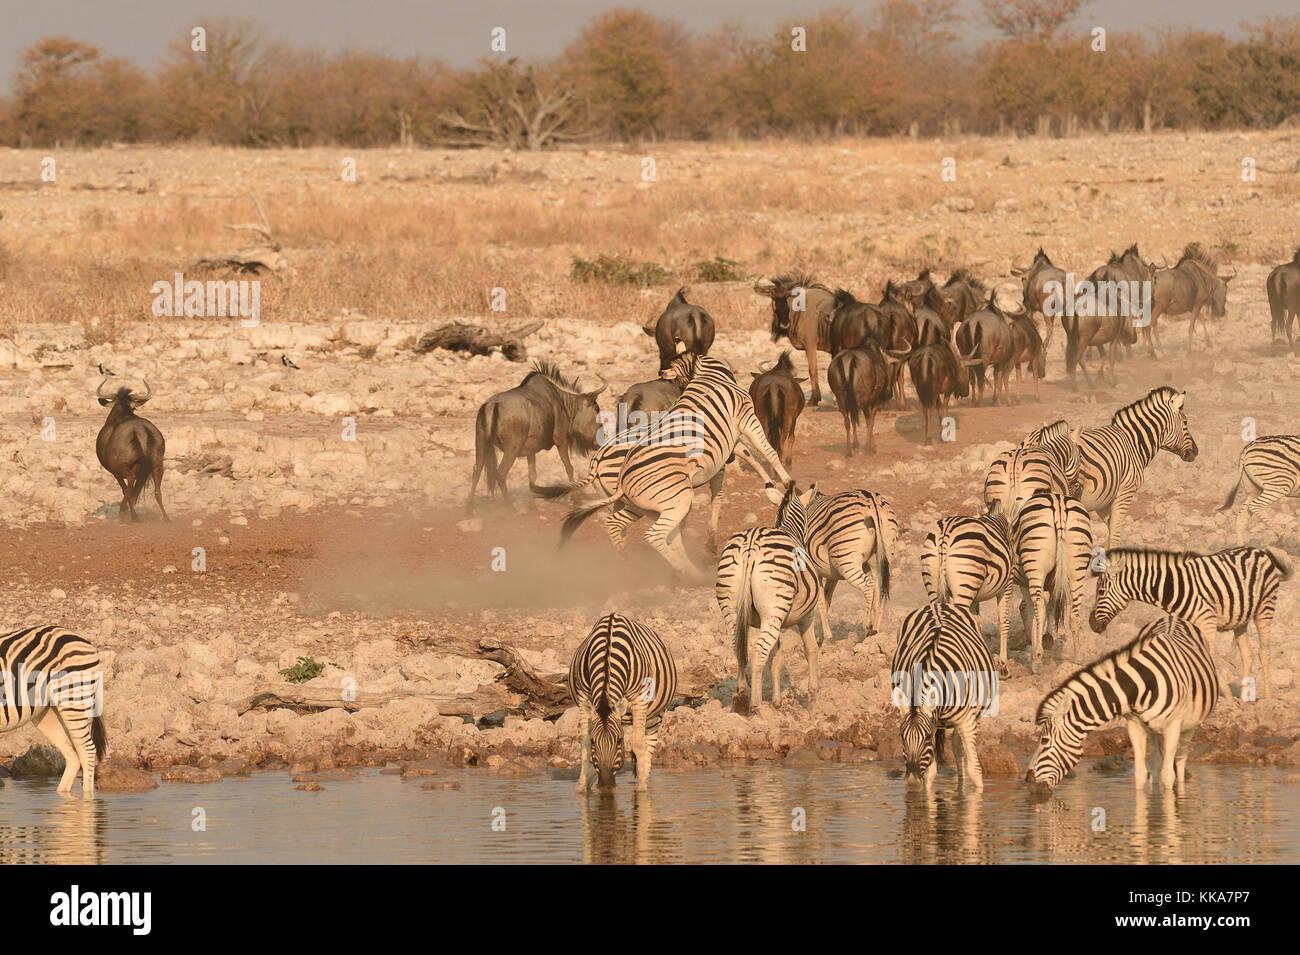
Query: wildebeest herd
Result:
<box><xmin>470</xmin><ymin>244</ymin><xmax>1300</xmax><ymax>796</ymax></box>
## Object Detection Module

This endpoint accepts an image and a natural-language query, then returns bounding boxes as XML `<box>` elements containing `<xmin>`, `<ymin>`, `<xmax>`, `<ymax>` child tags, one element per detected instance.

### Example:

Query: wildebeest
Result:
<box><xmin>1145</xmin><ymin>244</ymin><xmax>1232</xmax><ymax>356</ymax></box>
<box><xmin>643</xmin><ymin>287</ymin><xmax>715</xmax><ymax>370</ymax></box>
<box><xmin>749</xmin><ymin>351</ymin><xmax>806</xmax><ymax>467</ymax></box>
<box><xmin>905</xmin><ymin>327</ymin><xmax>971</xmax><ymax>445</ymax></box>
<box><xmin>877</xmin><ymin>281</ymin><xmax>919</xmax><ymax>408</ymax></box>
<box><xmin>1007</xmin><ymin>307</ymin><xmax>1047</xmax><ymax>401</ymax></box>
<box><xmin>827</xmin><ymin>342</ymin><xmax>897</xmax><ymax>456</ymax></box>
<box><xmin>1061</xmin><ymin>247</ymin><xmax>1145</xmax><ymax>387</ymax></box>
<box><xmin>617</xmin><ymin>377</ymin><xmax>683</xmax><ymax>418</ymax></box>
<box><xmin>956</xmin><ymin>293</ymin><xmax>1016</xmax><ymax>406</ymax></box>
<box><xmin>753</xmin><ymin>273</ymin><xmax>836</xmax><ymax>407</ymax></box>
<box><xmin>1011</xmin><ymin>248</ymin><xmax>1068</xmax><ymax>346</ymax></box>
<box><xmin>899</xmin><ymin>268</ymin><xmax>984</xmax><ymax>331</ymax></box>
<box><xmin>828</xmin><ymin>288</ymin><xmax>888</xmax><ymax>356</ymax></box>
<box><xmin>95</xmin><ymin>378</ymin><xmax>168</xmax><ymax>522</ymax></box>
<box><xmin>469</xmin><ymin>361</ymin><xmax>606</xmax><ymax>510</ymax></box>
<box><xmin>1266</xmin><ymin>247</ymin><xmax>1300</xmax><ymax>347</ymax></box>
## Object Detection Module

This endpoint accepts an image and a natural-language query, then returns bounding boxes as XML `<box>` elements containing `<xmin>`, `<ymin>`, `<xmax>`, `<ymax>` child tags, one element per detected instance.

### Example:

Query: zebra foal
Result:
<box><xmin>569</xmin><ymin>613</ymin><xmax>678</xmax><ymax>791</ymax></box>
<box><xmin>1029</xmin><ymin>616</ymin><xmax>1218</xmax><ymax>792</ymax></box>
<box><xmin>891</xmin><ymin>603</ymin><xmax>998</xmax><ymax>790</ymax></box>
<box><xmin>0</xmin><ymin>626</ymin><xmax>107</xmax><ymax>798</ymax></box>
<box><xmin>1089</xmin><ymin>546</ymin><xmax>1292</xmax><ymax>700</ymax></box>
<box><xmin>716</xmin><ymin>481</ymin><xmax>823</xmax><ymax>714</ymax></box>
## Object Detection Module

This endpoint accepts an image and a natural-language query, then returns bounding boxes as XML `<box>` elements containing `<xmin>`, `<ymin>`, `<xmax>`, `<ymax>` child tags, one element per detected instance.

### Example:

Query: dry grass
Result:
<box><xmin>2</xmin><ymin>130</ymin><xmax>1298</xmax><ymax>337</ymax></box>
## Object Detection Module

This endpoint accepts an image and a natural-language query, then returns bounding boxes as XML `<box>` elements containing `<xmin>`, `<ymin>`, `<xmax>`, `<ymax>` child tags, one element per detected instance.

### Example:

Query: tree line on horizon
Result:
<box><xmin>3</xmin><ymin>1</ymin><xmax>1299</xmax><ymax>150</ymax></box>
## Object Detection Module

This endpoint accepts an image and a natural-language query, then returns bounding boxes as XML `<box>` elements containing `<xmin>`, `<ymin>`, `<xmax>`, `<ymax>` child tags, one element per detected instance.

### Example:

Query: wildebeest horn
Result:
<box><xmin>582</xmin><ymin>373</ymin><xmax>607</xmax><ymax>397</ymax></box>
<box><xmin>673</xmin><ymin>337</ymin><xmax>687</xmax><ymax>355</ymax></box>
<box><xmin>753</xmin><ymin>277</ymin><xmax>776</xmax><ymax>295</ymax></box>
<box><xmin>95</xmin><ymin>376</ymin><xmax>116</xmax><ymax>402</ymax></box>
<box><xmin>884</xmin><ymin>347</ymin><xmax>911</xmax><ymax>363</ymax></box>
<box><xmin>757</xmin><ymin>359</ymin><xmax>776</xmax><ymax>373</ymax></box>
<box><xmin>132</xmin><ymin>379</ymin><xmax>153</xmax><ymax>405</ymax></box>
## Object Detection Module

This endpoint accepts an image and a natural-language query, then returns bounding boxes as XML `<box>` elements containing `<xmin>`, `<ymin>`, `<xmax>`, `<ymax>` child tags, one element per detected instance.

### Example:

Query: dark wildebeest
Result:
<box><xmin>1011</xmin><ymin>248</ymin><xmax>1068</xmax><ymax>347</ymax></box>
<box><xmin>827</xmin><ymin>342</ymin><xmax>899</xmax><ymax>456</ymax></box>
<box><xmin>1145</xmin><ymin>244</ymin><xmax>1233</xmax><ymax>356</ymax></box>
<box><xmin>1061</xmin><ymin>250</ymin><xmax>1144</xmax><ymax>388</ymax></box>
<box><xmin>955</xmin><ymin>293</ymin><xmax>1017</xmax><ymax>406</ymax></box>
<box><xmin>753</xmin><ymin>273</ymin><xmax>837</xmax><ymax>407</ymax></box>
<box><xmin>469</xmin><ymin>361</ymin><xmax>606</xmax><ymax>510</ymax></box>
<box><xmin>95</xmin><ymin>378</ymin><xmax>168</xmax><ymax>523</ymax></box>
<box><xmin>1008</xmin><ymin>308</ymin><xmax>1047</xmax><ymax>401</ymax></box>
<box><xmin>643</xmin><ymin>287</ymin><xmax>715</xmax><ymax>370</ymax></box>
<box><xmin>618</xmin><ymin>377</ymin><xmax>683</xmax><ymax>418</ymax></box>
<box><xmin>748</xmin><ymin>351</ymin><xmax>806</xmax><ymax>467</ymax></box>
<box><xmin>877</xmin><ymin>281</ymin><xmax>919</xmax><ymax>409</ymax></box>
<box><xmin>899</xmin><ymin>269</ymin><xmax>984</xmax><ymax>331</ymax></box>
<box><xmin>829</xmin><ymin>288</ymin><xmax>889</xmax><ymax>355</ymax></box>
<box><xmin>1267</xmin><ymin>248</ymin><xmax>1300</xmax><ymax>347</ymax></box>
<box><xmin>904</xmin><ymin>327</ymin><xmax>972</xmax><ymax>446</ymax></box>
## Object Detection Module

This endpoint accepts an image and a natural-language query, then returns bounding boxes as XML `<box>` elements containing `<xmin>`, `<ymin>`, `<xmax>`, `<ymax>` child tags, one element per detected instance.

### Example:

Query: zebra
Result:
<box><xmin>802</xmin><ymin>488</ymin><xmax>898</xmax><ymax>640</ymax></box>
<box><xmin>568</xmin><ymin>612</ymin><xmax>678</xmax><ymax>792</ymax></box>
<box><xmin>920</xmin><ymin>514</ymin><xmax>1016</xmax><ymax>667</ymax></box>
<box><xmin>1021</xmin><ymin>419</ymin><xmax>1081</xmax><ymax>492</ymax></box>
<box><xmin>0</xmin><ymin>626</ymin><xmax>107</xmax><ymax>798</ymax></box>
<box><xmin>982</xmin><ymin>444</ymin><xmax>1068</xmax><ymax>519</ymax></box>
<box><xmin>1011</xmin><ymin>490</ymin><xmax>1093</xmax><ymax>673</ymax></box>
<box><xmin>1073</xmin><ymin>386</ymin><xmax>1198</xmax><ymax>548</ymax></box>
<box><xmin>1029</xmin><ymin>615</ymin><xmax>1219</xmax><ymax>792</ymax></box>
<box><xmin>716</xmin><ymin>481</ymin><xmax>823</xmax><ymax>714</ymax></box>
<box><xmin>1089</xmin><ymin>545</ymin><xmax>1292</xmax><ymax>700</ymax></box>
<box><xmin>562</xmin><ymin>351</ymin><xmax>791</xmax><ymax>579</ymax></box>
<box><xmin>891</xmin><ymin>603</ymin><xmax>998</xmax><ymax>790</ymax></box>
<box><xmin>1219</xmin><ymin>434</ymin><xmax>1300</xmax><ymax>520</ymax></box>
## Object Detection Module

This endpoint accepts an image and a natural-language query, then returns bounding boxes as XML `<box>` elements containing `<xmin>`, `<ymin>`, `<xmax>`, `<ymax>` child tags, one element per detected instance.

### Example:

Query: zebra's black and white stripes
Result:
<box><xmin>1011</xmin><ymin>490</ymin><xmax>1093</xmax><ymax>673</ymax></box>
<box><xmin>982</xmin><ymin>444</ymin><xmax>1068</xmax><ymax>520</ymax></box>
<box><xmin>1030</xmin><ymin>616</ymin><xmax>1219</xmax><ymax>791</ymax></box>
<box><xmin>920</xmin><ymin>514</ymin><xmax>1015</xmax><ymax>665</ymax></box>
<box><xmin>891</xmin><ymin>603</ymin><xmax>998</xmax><ymax>790</ymax></box>
<box><xmin>1073</xmin><ymin>386</ymin><xmax>1198</xmax><ymax>548</ymax></box>
<box><xmin>716</xmin><ymin>481</ymin><xmax>823</xmax><ymax>713</ymax></box>
<box><xmin>569</xmin><ymin>613</ymin><xmax>678</xmax><ymax>791</ymax></box>
<box><xmin>802</xmin><ymin>488</ymin><xmax>897</xmax><ymax>639</ymax></box>
<box><xmin>1219</xmin><ymin>434</ymin><xmax>1300</xmax><ymax>518</ymax></box>
<box><xmin>0</xmin><ymin>626</ymin><xmax>107</xmax><ymax>798</ymax></box>
<box><xmin>1089</xmin><ymin>545</ymin><xmax>1292</xmax><ymax>699</ymax></box>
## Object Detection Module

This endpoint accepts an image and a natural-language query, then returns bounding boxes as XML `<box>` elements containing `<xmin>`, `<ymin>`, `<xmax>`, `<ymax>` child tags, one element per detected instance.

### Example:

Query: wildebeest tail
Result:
<box><xmin>560</xmin><ymin>491</ymin><xmax>621</xmax><ymax>546</ymax></box>
<box><xmin>130</xmin><ymin>432</ymin><xmax>153</xmax><ymax>506</ymax></box>
<box><xmin>1268</xmin><ymin>269</ymin><xmax>1287</xmax><ymax>339</ymax></box>
<box><xmin>92</xmin><ymin>715</ymin><xmax>108</xmax><ymax>760</ymax></box>
<box><xmin>762</xmin><ymin>388</ymin><xmax>784</xmax><ymax>461</ymax></box>
<box><xmin>474</xmin><ymin>403</ymin><xmax>503</xmax><ymax>497</ymax></box>
<box><xmin>844</xmin><ymin>356</ymin><xmax>860</xmax><ymax>425</ymax></box>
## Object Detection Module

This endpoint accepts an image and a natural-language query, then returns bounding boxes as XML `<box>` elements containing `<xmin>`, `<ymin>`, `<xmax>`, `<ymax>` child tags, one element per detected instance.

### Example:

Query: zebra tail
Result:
<box><xmin>733</xmin><ymin>546</ymin><xmax>756</xmax><ymax>680</ymax></box>
<box><xmin>933</xmin><ymin>531</ymin><xmax>951</xmax><ymax>604</ymax></box>
<box><xmin>1266</xmin><ymin>547</ymin><xmax>1294</xmax><ymax>581</ymax></box>
<box><xmin>1051</xmin><ymin>514</ymin><xmax>1070</xmax><ymax>630</ymax></box>
<box><xmin>532</xmin><ymin>480</ymin><xmax>579</xmax><ymax>499</ymax></box>
<box><xmin>869</xmin><ymin>503</ymin><xmax>891</xmax><ymax>605</ymax></box>
<box><xmin>1216</xmin><ymin>458</ymin><xmax>1253</xmax><ymax>512</ymax></box>
<box><xmin>560</xmin><ymin>492</ymin><xmax>620</xmax><ymax>546</ymax></box>
<box><xmin>92</xmin><ymin>715</ymin><xmax>108</xmax><ymax>760</ymax></box>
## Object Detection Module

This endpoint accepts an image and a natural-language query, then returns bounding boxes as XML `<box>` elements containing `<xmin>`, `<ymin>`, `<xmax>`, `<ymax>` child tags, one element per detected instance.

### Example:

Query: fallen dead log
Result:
<box><xmin>232</xmin><ymin>682</ymin><xmax>510</xmax><ymax>719</ymax></box>
<box><xmin>414</xmin><ymin>320</ymin><xmax>543</xmax><ymax>361</ymax></box>
<box><xmin>476</xmin><ymin>637</ymin><xmax>571</xmax><ymax>719</ymax></box>
<box><xmin>193</xmin><ymin>245</ymin><xmax>283</xmax><ymax>274</ymax></box>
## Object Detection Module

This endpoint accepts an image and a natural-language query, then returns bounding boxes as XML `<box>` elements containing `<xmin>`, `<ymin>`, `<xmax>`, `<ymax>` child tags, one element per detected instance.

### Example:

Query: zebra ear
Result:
<box><xmin>1169</xmin><ymin>391</ymin><xmax>1186</xmax><ymax>412</ymax></box>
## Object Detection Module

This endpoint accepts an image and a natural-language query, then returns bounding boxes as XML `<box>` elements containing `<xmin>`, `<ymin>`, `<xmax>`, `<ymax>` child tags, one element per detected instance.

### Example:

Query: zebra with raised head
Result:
<box><xmin>569</xmin><ymin>613</ymin><xmax>678</xmax><ymax>792</ymax></box>
<box><xmin>1219</xmin><ymin>434</ymin><xmax>1300</xmax><ymax>520</ymax></box>
<box><xmin>920</xmin><ymin>514</ymin><xmax>1016</xmax><ymax>667</ymax></box>
<box><xmin>716</xmin><ymin>481</ymin><xmax>823</xmax><ymax>714</ymax></box>
<box><xmin>562</xmin><ymin>351</ymin><xmax>791</xmax><ymax>579</ymax></box>
<box><xmin>1029</xmin><ymin>616</ymin><xmax>1219</xmax><ymax>792</ymax></box>
<box><xmin>802</xmin><ymin>488</ymin><xmax>898</xmax><ymax>640</ymax></box>
<box><xmin>1011</xmin><ymin>490</ymin><xmax>1093</xmax><ymax>673</ymax></box>
<box><xmin>982</xmin><ymin>444</ymin><xmax>1069</xmax><ymax>520</ymax></box>
<box><xmin>1072</xmin><ymin>386</ymin><xmax>1198</xmax><ymax>548</ymax></box>
<box><xmin>891</xmin><ymin>603</ymin><xmax>998</xmax><ymax>790</ymax></box>
<box><xmin>0</xmin><ymin>626</ymin><xmax>107</xmax><ymax>798</ymax></box>
<box><xmin>1089</xmin><ymin>545</ymin><xmax>1292</xmax><ymax>700</ymax></box>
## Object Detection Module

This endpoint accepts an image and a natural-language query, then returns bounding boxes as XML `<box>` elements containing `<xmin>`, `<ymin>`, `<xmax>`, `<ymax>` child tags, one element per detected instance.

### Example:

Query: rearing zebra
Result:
<box><xmin>1089</xmin><ymin>545</ymin><xmax>1292</xmax><ymax>700</ymax></box>
<box><xmin>716</xmin><ymin>481</ymin><xmax>823</xmax><ymax>714</ymax></box>
<box><xmin>802</xmin><ymin>488</ymin><xmax>898</xmax><ymax>639</ymax></box>
<box><xmin>0</xmin><ymin>625</ymin><xmax>107</xmax><ymax>798</ymax></box>
<box><xmin>891</xmin><ymin>603</ymin><xmax>998</xmax><ymax>790</ymax></box>
<box><xmin>1073</xmin><ymin>386</ymin><xmax>1198</xmax><ymax>548</ymax></box>
<box><xmin>1029</xmin><ymin>616</ymin><xmax>1218</xmax><ymax>792</ymax></box>
<box><xmin>569</xmin><ymin>613</ymin><xmax>678</xmax><ymax>791</ymax></box>
<box><xmin>562</xmin><ymin>352</ymin><xmax>790</xmax><ymax>579</ymax></box>
<box><xmin>1219</xmin><ymin>434</ymin><xmax>1300</xmax><ymax>519</ymax></box>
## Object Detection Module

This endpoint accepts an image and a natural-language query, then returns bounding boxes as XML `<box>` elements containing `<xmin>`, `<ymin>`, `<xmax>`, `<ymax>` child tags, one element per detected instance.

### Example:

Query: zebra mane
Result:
<box><xmin>1032</xmin><ymin>420</ymin><xmax>1071</xmax><ymax>442</ymax></box>
<box><xmin>1035</xmin><ymin>617</ymin><xmax>1184</xmax><ymax>724</ymax></box>
<box><xmin>1110</xmin><ymin>386</ymin><xmax>1179</xmax><ymax>426</ymax></box>
<box><xmin>1105</xmin><ymin>546</ymin><xmax>1205</xmax><ymax>569</ymax></box>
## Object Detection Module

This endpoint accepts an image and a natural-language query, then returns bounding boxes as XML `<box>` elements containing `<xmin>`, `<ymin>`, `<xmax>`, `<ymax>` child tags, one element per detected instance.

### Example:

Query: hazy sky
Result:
<box><xmin>1</xmin><ymin>0</ymin><xmax>1289</xmax><ymax>83</ymax></box>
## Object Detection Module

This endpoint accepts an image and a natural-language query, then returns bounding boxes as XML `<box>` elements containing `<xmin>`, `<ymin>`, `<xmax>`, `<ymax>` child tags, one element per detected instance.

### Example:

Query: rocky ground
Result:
<box><xmin>2</xmin><ymin>136</ymin><xmax>1299</xmax><ymax>792</ymax></box>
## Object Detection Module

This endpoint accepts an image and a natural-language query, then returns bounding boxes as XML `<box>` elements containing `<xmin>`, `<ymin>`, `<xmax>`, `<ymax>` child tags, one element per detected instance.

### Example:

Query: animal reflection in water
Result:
<box><xmin>0</xmin><ymin>796</ymin><xmax>106</xmax><ymax>865</ymax></box>
<box><xmin>579</xmin><ymin>790</ymin><xmax>675</xmax><ymax>865</ymax></box>
<box><xmin>899</xmin><ymin>789</ymin><xmax>989</xmax><ymax>865</ymax></box>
